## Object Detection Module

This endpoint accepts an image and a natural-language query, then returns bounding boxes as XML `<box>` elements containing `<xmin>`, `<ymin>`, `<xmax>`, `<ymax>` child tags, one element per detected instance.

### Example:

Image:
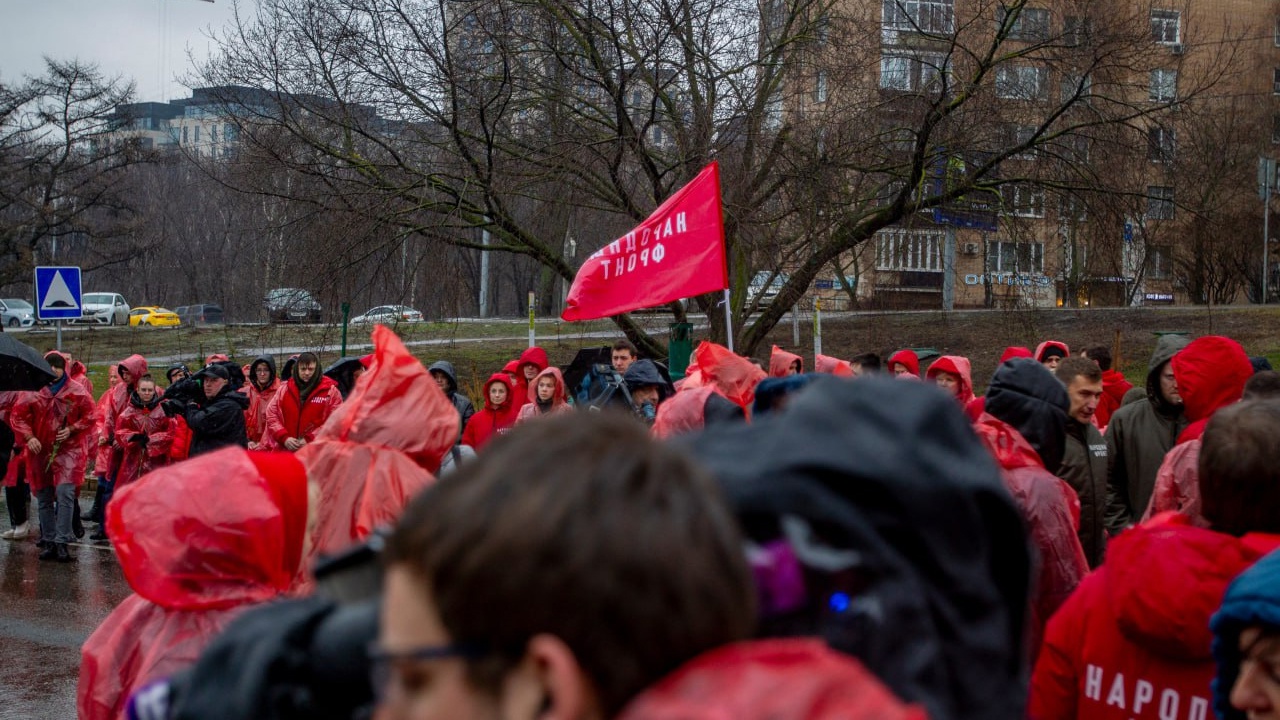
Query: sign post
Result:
<box><xmin>528</xmin><ymin>292</ymin><xmax>536</xmax><ymax>348</ymax></box>
<box><xmin>1260</xmin><ymin>157</ymin><xmax>1275</xmax><ymax>304</ymax></box>
<box><xmin>813</xmin><ymin>298</ymin><xmax>823</xmax><ymax>357</ymax></box>
<box><xmin>34</xmin><ymin>266</ymin><xmax>82</xmax><ymax>352</ymax></box>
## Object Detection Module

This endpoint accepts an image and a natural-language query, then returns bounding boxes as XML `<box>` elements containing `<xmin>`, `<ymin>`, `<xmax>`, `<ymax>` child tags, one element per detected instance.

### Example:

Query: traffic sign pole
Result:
<box><xmin>56</xmin><ymin>320</ymin><xmax>61</xmax><ymax>352</ymax></box>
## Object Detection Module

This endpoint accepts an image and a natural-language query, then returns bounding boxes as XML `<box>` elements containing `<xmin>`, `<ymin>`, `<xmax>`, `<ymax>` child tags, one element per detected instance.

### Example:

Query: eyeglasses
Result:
<box><xmin>367</xmin><ymin>642</ymin><xmax>486</xmax><ymax>701</ymax></box>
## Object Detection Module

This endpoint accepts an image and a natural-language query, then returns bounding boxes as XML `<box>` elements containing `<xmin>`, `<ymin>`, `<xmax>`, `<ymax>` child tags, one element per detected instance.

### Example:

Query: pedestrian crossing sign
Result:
<box><xmin>33</xmin><ymin>266</ymin><xmax>82</xmax><ymax>320</ymax></box>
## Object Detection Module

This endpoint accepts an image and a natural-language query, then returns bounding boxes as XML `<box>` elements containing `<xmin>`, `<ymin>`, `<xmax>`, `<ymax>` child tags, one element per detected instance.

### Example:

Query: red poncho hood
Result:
<box><xmin>118</xmin><ymin>354</ymin><xmax>148</xmax><ymax>387</ymax></box>
<box><xmin>483</xmin><ymin>373</ymin><xmax>517</xmax><ymax>413</ymax></box>
<box><xmin>927</xmin><ymin>355</ymin><xmax>975</xmax><ymax>404</ymax></box>
<box><xmin>1034</xmin><ymin>341</ymin><xmax>1069</xmax><ymax>364</ymax></box>
<box><xmin>887</xmin><ymin>349</ymin><xmax>919</xmax><ymax>377</ymax></box>
<box><xmin>617</xmin><ymin>639</ymin><xmax>927</xmax><ymax>720</ymax></box>
<box><xmin>814</xmin><ymin>353</ymin><xmax>854</xmax><ymax>377</ymax></box>
<box><xmin>518</xmin><ymin>346</ymin><xmax>549</xmax><ymax>373</ymax></box>
<box><xmin>769</xmin><ymin>345</ymin><xmax>804</xmax><ymax>377</ymax></box>
<box><xmin>680</xmin><ymin>342</ymin><xmax>767</xmax><ymax>410</ymax></box>
<box><xmin>1171</xmin><ymin>335</ymin><xmax>1253</xmax><ymax>443</ymax></box>
<box><xmin>106</xmin><ymin>447</ymin><xmax>310</xmax><ymax>611</ymax></box>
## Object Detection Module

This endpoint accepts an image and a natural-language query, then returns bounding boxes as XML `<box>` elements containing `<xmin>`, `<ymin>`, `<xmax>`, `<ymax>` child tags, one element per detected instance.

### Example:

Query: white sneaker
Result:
<box><xmin>5</xmin><ymin>523</ymin><xmax>30</xmax><ymax>540</ymax></box>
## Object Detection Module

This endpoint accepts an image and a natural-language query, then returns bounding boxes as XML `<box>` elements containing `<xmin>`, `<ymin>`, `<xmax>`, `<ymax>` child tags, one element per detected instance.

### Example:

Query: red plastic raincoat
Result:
<box><xmin>679</xmin><ymin>342</ymin><xmax>767</xmax><ymax>411</ymax></box>
<box><xmin>515</xmin><ymin>366</ymin><xmax>572</xmax><ymax>423</ymax></box>
<box><xmin>1095</xmin><ymin>369</ymin><xmax>1133</xmax><ymax>430</ymax></box>
<box><xmin>169</xmin><ymin>416</ymin><xmax>192</xmax><ymax>463</ymax></box>
<box><xmin>92</xmin><ymin>365</ymin><xmax>119</xmax><ymax>474</ymax></box>
<box><xmin>814</xmin><ymin>353</ymin><xmax>854</xmax><ymax>377</ymax></box>
<box><xmin>0</xmin><ymin>392</ymin><xmax>26</xmax><ymax>489</ymax></box>
<box><xmin>245</xmin><ymin>378</ymin><xmax>281</xmax><ymax>447</ymax></box>
<box><xmin>973</xmin><ymin>412</ymin><xmax>1089</xmax><ymax>659</ymax></box>
<box><xmin>461</xmin><ymin>373</ymin><xmax>518</xmax><ymax>451</ymax></box>
<box><xmin>1035</xmin><ymin>340</ymin><xmax>1070</xmax><ymax>364</ymax></box>
<box><xmin>265</xmin><ymin>375</ymin><xmax>343</xmax><ymax>448</ymax></box>
<box><xmin>512</xmin><ymin>346</ymin><xmax>549</xmax><ymax>408</ymax></box>
<box><xmin>616</xmin><ymin>640</ymin><xmax>927</xmax><ymax>720</ymax></box>
<box><xmin>98</xmin><ymin>356</ymin><xmax>147</xmax><ymax>478</ymax></box>
<box><xmin>113</xmin><ymin>395</ymin><xmax>174</xmax><ymax>488</ymax></box>
<box><xmin>1029</xmin><ymin>513</ymin><xmax>1280</xmax><ymax>720</ymax></box>
<box><xmin>79</xmin><ymin>447</ymin><xmax>310</xmax><ymax>720</ymax></box>
<box><xmin>769</xmin><ymin>345</ymin><xmax>804</xmax><ymax>377</ymax></box>
<box><xmin>10</xmin><ymin>375</ymin><xmax>97</xmax><ymax>491</ymax></box>
<box><xmin>298</xmin><ymin>326</ymin><xmax>458</xmax><ymax>563</ymax></box>
<box><xmin>927</xmin><ymin>355</ymin><xmax>975</xmax><ymax>405</ymax></box>
<box><xmin>653</xmin><ymin>386</ymin><xmax>721</xmax><ymax>438</ymax></box>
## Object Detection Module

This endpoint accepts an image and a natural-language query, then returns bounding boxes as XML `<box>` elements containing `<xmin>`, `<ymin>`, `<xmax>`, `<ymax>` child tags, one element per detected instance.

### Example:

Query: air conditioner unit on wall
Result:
<box><xmin>962</xmin><ymin>242</ymin><xmax>980</xmax><ymax>255</ymax></box>
<box><xmin>1170</xmin><ymin>43</ymin><xmax>1184</xmax><ymax>55</ymax></box>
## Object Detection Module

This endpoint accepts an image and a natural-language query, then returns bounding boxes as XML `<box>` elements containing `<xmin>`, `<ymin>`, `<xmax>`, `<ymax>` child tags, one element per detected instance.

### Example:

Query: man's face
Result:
<box><xmin>631</xmin><ymin>385</ymin><xmax>660</xmax><ymax>406</ymax></box>
<box><xmin>787</xmin><ymin>361</ymin><xmax>801</xmax><ymax>376</ymax></box>
<box><xmin>203</xmin><ymin>376</ymin><xmax>228</xmax><ymax>398</ymax></box>
<box><xmin>297</xmin><ymin>361</ymin><xmax>317</xmax><ymax>384</ymax></box>
<box><xmin>377</xmin><ymin>567</ymin><xmax>502</xmax><ymax>720</ymax></box>
<box><xmin>432</xmin><ymin>372</ymin><xmax>450</xmax><ymax>392</ymax></box>
<box><xmin>488</xmin><ymin>383</ymin><xmax>508</xmax><ymax>407</ymax></box>
<box><xmin>50</xmin><ymin>364</ymin><xmax>64</xmax><ymax>380</ymax></box>
<box><xmin>137</xmin><ymin>381</ymin><xmax>157</xmax><ymax>404</ymax></box>
<box><xmin>1066</xmin><ymin>376</ymin><xmax>1104</xmax><ymax>424</ymax></box>
<box><xmin>522</xmin><ymin>364</ymin><xmax>538</xmax><ymax>381</ymax></box>
<box><xmin>255</xmin><ymin>365</ymin><xmax>272</xmax><ymax>385</ymax></box>
<box><xmin>1160</xmin><ymin>364</ymin><xmax>1181</xmax><ymax>405</ymax></box>
<box><xmin>118</xmin><ymin>367</ymin><xmax>133</xmax><ymax>385</ymax></box>
<box><xmin>168</xmin><ymin>369</ymin><xmax>188</xmax><ymax>386</ymax></box>
<box><xmin>848</xmin><ymin>363</ymin><xmax>864</xmax><ymax>378</ymax></box>
<box><xmin>1041</xmin><ymin>356</ymin><xmax>1062</xmax><ymax>372</ymax></box>
<box><xmin>611</xmin><ymin>350</ymin><xmax>636</xmax><ymax>374</ymax></box>
<box><xmin>1230</xmin><ymin>626</ymin><xmax>1280</xmax><ymax>720</ymax></box>
<box><xmin>892</xmin><ymin>363</ymin><xmax>911</xmax><ymax>377</ymax></box>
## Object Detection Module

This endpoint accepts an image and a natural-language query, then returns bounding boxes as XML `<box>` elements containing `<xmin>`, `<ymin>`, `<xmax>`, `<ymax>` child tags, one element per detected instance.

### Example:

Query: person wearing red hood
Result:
<box><xmin>1082</xmin><ymin>345</ymin><xmax>1132</xmax><ymax>430</ymax></box>
<box><xmin>1141</xmin><ymin>336</ymin><xmax>1255</xmax><ymax>527</ymax></box>
<box><xmin>926</xmin><ymin>355</ymin><xmax>975</xmax><ymax>406</ymax></box>
<box><xmin>1036</xmin><ymin>341</ymin><xmax>1070</xmax><ymax>372</ymax></box>
<box><xmin>974</xmin><ymin>358</ymin><xmax>1089</xmax><ymax>658</ymax></box>
<box><xmin>461</xmin><ymin>373</ymin><xmax>519</xmax><ymax>451</ymax></box>
<box><xmin>814</xmin><ymin>353</ymin><xmax>855</xmax><ymax>376</ymax></box>
<box><xmin>244</xmin><ymin>355</ymin><xmax>281</xmax><ymax>450</ymax></box>
<box><xmin>10</xmin><ymin>351</ymin><xmax>98</xmax><ymax>562</ymax></box>
<box><xmin>1029</xmin><ymin>400</ymin><xmax>1280</xmax><ymax>720</ymax></box>
<box><xmin>297</xmin><ymin>326</ymin><xmax>458</xmax><ymax>569</ymax></box>
<box><xmin>113</xmin><ymin>375</ymin><xmax>173</xmax><ymax>489</ymax></box>
<box><xmin>678</xmin><ymin>342</ymin><xmax>767</xmax><ymax>412</ymax></box>
<box><xmin>652</xmin><ymin>386</ymin><xmax>745</xmax><ymax>438</ymax></box>
<box><xmin>265</xmin><ymin>352</ymin><xmax>343</xmax><ymax>452</ymax></box>
<box><xmin>515</xmin><ymin>366</ymin><xmax>572</xmax><ymax>423</ymax></box>
<box><xmin>77</xmin><ymin>447</ymin><xmax>315</xmax><ymax>720</ymax></box>
<box><xmin>887</xmin><ymin>349</ymin><xmax>920</xmax><ymax>378</ymax></box>
<box><xmin>375</xmin><ymin>413</ymin><xmax>924</xmax><ymax>720</ymax></box>
<box><xmin>513</xmin><ymin>346</ymin><xmax>549</xmax><ymax>408</ymax></box>
<box><xmin>90</xmin><ymin>356</ymin><xmax>146</xmax><ymax>525</ymax></box>
<box><xmin>0</xmin><ymin>391</ymin><xmax>30</xmax><ymax>540</ymax></box>
<box><xmin>769</xmin><ymin>345</ymin><xmax>804</xmax><ymax>377</ymax></box>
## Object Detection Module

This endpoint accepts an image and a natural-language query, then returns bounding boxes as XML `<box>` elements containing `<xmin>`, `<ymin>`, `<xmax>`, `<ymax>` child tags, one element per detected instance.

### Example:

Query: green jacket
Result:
<box><xmin>1060</xmin><ymin>419</ymin><xmax>1108</xmax><ymax>568</ymax></box>
<box><xmin>1103</xmin><ymin>334</ymin><xmax>1189</xmax><ymax>532</ymax></box>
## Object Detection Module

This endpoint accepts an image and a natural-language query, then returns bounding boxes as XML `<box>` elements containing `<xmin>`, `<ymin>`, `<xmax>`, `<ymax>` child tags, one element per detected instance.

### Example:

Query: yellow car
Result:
<box><xmin>129</xmin><ymin>307</ymin><xmax>181</xmax><ymax>328</ymax></box>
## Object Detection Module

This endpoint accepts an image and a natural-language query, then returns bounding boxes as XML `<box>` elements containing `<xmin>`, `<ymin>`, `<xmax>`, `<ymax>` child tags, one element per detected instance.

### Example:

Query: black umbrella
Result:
<box><xmin>0</xmin><ymin>334</ymin><xmax>56</xmax><ymax>391</ymax></box>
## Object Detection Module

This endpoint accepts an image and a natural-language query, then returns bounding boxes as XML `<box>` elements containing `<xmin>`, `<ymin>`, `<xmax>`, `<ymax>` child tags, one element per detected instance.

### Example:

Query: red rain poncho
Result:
<box><xmin>98</xmin><ymin>356</ymin><xmax>148</xmax><ymax>478</ymax></box>
<box><xmin>298</xmin><ymin>325</ymin><xmax>459</xmax><ymax>563</ymax></box>
<box><xmin>814</xmin><ymin>353</ymin><xmax>854</xmax><ymax>377</ymax></box>
<box><xmin>10</xmin><ymin>372</ymin><xmax>98</xmax><ymax>491</ymax></box>
<box><xmin>653</xmin><ymin>386</ymin><xmax>720</xmax><ymax>438</ymax></box>
<box><xmin>513</xmin><ymin>346</ymin><xmax>549</xmax><ymax>407</ymax></box>
<box><xmin>679</xmin><ymin>342</ymin><xmax>767</xmax><ymax>411</ymax></box>
<box><xmin>617</xmin><ymin>640</ymin><xmax>927</xmax><ymax>720</ymax></box>
<box><xmin>769</xmin><ymin>345</ymin><xmax>804</xmax><ymax>377</ymax></box>
<box><xmin>265</xmin><ymin>375</ymin><xmax>343</xmax><ymax>448</ymax></box>
<box><xmin>926</xmin><ymin>355</ymin><xmax>975</xmax><ymax>405</ymax></box>
<box><xmin>973</xmin><ymin>412</ymin><xmax>1089</xmax><ymax>659</ymax></box>
<box><xmin>113</xmin><ymin>394</ymin><xmax>174</xmax><ymax>487</ymax></box>
<box><xmin>79</xmin><ymin>448</ymin><xmax>311</xmax><ymax>720</ymax></box>
<box><xmin>515</xmin><ymin>366</ymin><xmax>572</xmax><ymax>423</ymax></box>
<box><xmin>461</xmin><ymin>373</ymin><xmax>519</xmax><ymax>451</ymax></box>
<box><xmin>92</xmin><ymin>366</ymin><xmax>118</xmax><ymax>473</ymax></box>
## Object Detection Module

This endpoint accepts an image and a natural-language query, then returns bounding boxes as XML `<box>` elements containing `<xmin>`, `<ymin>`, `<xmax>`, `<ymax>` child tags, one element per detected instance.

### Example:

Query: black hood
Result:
<box><xmin>250</xmin><ymin>355</ymin><xmax>277</xmax><ymax>391</ymax></box>
<box><xmin>685</xmin><ymin>376</ymin><xmax>1030</xmax><ymax>720</ymax></box>
<box><xmin>623</xmin><ymin>359</ymin><xmax>674</xmax><ymax>401</ymax></box>
<box><xmin>325</xmin><ymin>356</ymin><xmax>367</xmax><ymax>400</ymax></box>
<box><xmin>985</xmin><ymin>357</ymin><xmax>1069</xmax><ymax>473</ymax></box>
<box><xmin>427</xmin><ymin>360</ymin><xmax>458</xmax><ymax>394</ymax></box>
<box><xmin>1146</xmin><ymin>334</ymin><xmax>1190</xmax><ymax>416</ymax></box>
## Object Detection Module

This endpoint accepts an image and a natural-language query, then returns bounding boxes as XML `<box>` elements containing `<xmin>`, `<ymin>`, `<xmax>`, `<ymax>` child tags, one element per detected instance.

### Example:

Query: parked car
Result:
<box><xmin>264</xmin><ymin>288</ymin><xmax>322</xmax><ymax>324</ymax></box>
<box><xmin>350</xmin><ymin>305</ymin><xmax>425</xmax><ymax>324</ymax></box>
<box><xmin>129</xmin><ymin>307</ymin><xmax>181</xmax><ymax>328</ymax></box>
<box><xmin>73</xmin><ymin>292</ymin><xmax>130</xmax><ymax>325</ymax></box>
<box><xmin>0</xmin><ymin>299</ymin><xmax>36</xmax><ymax>328</ymax></box>
<box><xmin>174</xmin><ymin>304</ymin><xmax>225</xmax><ymax>326</ymax></box>
<box><xmin>746</xmin><ymin>272</ymin><xmax>788</xmax><ymax>308</ymax></box>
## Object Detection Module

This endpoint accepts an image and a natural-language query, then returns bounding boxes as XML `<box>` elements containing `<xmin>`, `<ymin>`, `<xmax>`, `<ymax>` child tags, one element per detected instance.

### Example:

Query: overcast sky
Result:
<box><xmin>0</xmin><ymin>0</ymin><xmax>245</xmax><ymax>103</ymax></box>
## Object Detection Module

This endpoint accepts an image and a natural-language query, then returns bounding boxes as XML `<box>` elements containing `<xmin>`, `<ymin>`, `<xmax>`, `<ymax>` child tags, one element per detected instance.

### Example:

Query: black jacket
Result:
<box><xmin>686</xmin><ymin>377</ymin><xmax>1030</xmax><ymax>720</ymax></box>
<box><xmin>427</xmin><ymin>361</ymin><xmax>475</xmax><ymax>436</ymax></box>
<box><xmin>183</xmin><ymin>389</ymin><xmax>250</xmax><ymax>457</ymax></box>
<box><xmin>1060</xmin><ymin>419</ymin><xmax>1109</xmax><ymax>568</ymax></box>
<box><xmin>984</xmin><ymin>358</ymin><xmax>1070</xmax><ymax>474</ymax></box>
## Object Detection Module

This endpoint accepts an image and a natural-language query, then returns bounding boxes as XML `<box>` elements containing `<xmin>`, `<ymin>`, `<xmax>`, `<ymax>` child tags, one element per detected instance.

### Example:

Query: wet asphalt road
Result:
<box><xmin>0</xmin><ymin>496</ymin><xmax>131</xmax><ymax>720</ymax></box>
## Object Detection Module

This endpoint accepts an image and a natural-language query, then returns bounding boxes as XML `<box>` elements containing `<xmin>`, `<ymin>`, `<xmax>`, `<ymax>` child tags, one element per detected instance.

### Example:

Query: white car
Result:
<box><xmin>73</xmin><ymin>292</ymin><xmax>131</xmax><ymax>325</ymax></box>
<box><xmin>350</xmin><ymin>305</ymin><xmax>425</xmax><ymax>324</ymax></box>
<box><xmin>0</xmin><ymin>299</ymin><xmax>36</xmax><ymax>328</ymax></box>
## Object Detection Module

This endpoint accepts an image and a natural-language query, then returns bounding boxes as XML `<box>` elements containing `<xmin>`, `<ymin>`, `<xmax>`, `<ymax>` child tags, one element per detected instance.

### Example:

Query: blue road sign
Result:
<box><xmin>34</xmin><ymin>266</ymin><xmax>82</xmax><ymax>320</ymax></box>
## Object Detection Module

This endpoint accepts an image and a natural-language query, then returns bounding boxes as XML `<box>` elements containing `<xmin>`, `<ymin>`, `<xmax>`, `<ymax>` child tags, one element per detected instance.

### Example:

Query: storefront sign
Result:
<box><xmin>963</xmin><ymin>273</ymin><xmax>1053</xmax><ymax>287</ymax></box>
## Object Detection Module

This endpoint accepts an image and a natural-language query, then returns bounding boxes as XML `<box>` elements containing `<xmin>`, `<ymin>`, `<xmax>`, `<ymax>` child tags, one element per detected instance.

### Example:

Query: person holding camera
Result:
<box><xmin>623</xmin><ymin>359</ymin><xmax>673</xmax><ymax>426</ymax></box>
<box><xmin>166</xmin><ymin>364</ymin><xmax>249</xmax><ymax>457</ymax></box>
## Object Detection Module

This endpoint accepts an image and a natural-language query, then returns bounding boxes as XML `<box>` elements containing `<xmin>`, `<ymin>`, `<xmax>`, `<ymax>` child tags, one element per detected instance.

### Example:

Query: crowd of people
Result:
<box><xmin>2</xmin><ymin>324</ymin><xmax>1280</xmax><ymax>719</ymax></box>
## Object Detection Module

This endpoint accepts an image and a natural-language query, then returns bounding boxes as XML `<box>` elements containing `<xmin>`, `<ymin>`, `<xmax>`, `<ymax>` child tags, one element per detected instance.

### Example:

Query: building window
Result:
<box><xmin>1147</xmin><ymin>126</ymin><xmax>1175</xmax><ymax>163</ymax></box>
<box><xmin>997</xmin><ymin>6</ymin><xmax>1050</xmax><ymax>42</ymax></box>
<box><xmin>987</xmin><ymin>241</ymin><xmax>1045</xmax><ymax>273</ymax></box>
<box><xmin>1059</xmin><ymin>194</ymin><xmax>1088</xmax><ymax>222</ymax></box>
<box><xmin>1001</xmin><ymin>183</ymin><xmax>1046</xmax><ymax>217</ymax></box>
<box><xmin>1274</xmin><ymin>68</ymin><xmax>1280</xmax><ymax>95</ymax></box>
<box><xmin>194</xmin><ymin>126</ymin><xmax>201</xmax><ymax>144</ymax></box>
<box><xmin>1060</xmin><ymin>72</ymin><xmax>1092</xmax><ymax>103</ymax></box>
<box><xmin>1064</xmin><ymin>16</ymin><xmax>1091</xmax><ymax>47</ymax></box>
<box><xmin>1150</xmin><ymin>9</ymin><xmax>1180</xmax><ymax>44</ymax></box>
<box><xmin>996</xmin><ymin>65</ymin><xmax>1048</xmax><ymax>100</ymax></box>
<box><xmin>1275</xmin><ymin>17</ymin><xmax>1280</xmax><ymax>46</ymax></box>
<box><xmin>1273</xmin><ymin>114</ymin><xmax>1280</xmax><ymax>144</ymax></box>
<box><xmin>876</xmin><ymin>229</ymin><xmax>944</xmax><ymax>271</ymax></box>
<box><xmin>879</xmin><ymin>52</ymin><xmax>948</xmax><ymax>91</ymax></box>
<box><xmin>1006</xmin><ymin>124</ymin><xmax>1039</xmax><ymax>159</ymax></box>
<box><xmin>882</xmin><ymin>0</ymin><xmax>954</xmax><ymax>36</ymax></box>
<box><xmin>224</xmin><ymin>124</ymin><xmax>236</xmax><ymax>142</ymax></box>
<box><xmin>815</xmin><ymin>72</ymin><xmax>829</xmax><ymax>103</ymax></box>
<box><xmin>182</xmin><ymin>126</ymin><xmax>188</xmax><ymax>144</ymax></box>
<box><xmin>1146</xmin><ymin>245</ymin><xmax>1173</xmax><ymax>279</ymax></box>
<box><xmin>1150</xmin><ymin>69</ymin><xmax>1177</xmax><ymax>102</ymax></box>
<box><xmin>1146</xmin><ymin>186</ymin><xmax>1175</xmax><ymax>219</ymax></box>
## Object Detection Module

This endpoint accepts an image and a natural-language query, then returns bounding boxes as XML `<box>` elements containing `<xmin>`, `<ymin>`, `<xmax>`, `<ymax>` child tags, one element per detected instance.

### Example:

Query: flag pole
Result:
<box><xmin>723</xmin><ymin>288</ymin><xmax>734</xmax><ymax>352</ymax></box>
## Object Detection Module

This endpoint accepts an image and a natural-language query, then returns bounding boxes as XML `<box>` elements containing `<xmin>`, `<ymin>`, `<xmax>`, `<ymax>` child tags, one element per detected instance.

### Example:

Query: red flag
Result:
<box><xmin>562</xmin><ymin>162</ymin><xmax>728</xmax><ymax>321</ymax></box>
